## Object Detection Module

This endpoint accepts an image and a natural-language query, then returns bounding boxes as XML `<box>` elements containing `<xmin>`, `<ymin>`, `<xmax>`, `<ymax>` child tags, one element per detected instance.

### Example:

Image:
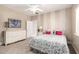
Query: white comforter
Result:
<box><xmin>28</xmin><ymin>35</ymin><xmax>69</xmax><ymax>54</ymax></box>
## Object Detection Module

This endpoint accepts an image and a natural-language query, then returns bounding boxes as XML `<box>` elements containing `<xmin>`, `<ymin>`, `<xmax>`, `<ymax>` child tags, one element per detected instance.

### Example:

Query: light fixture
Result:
<box><xmin>38</xmin><ymin>26</ymin><xmax>43</xmax><ymax>32</ymax></box>
<box><xmin>25</xmin><ymin>4</ymin><xmax>43</xmax><ymax>14</ymax></box>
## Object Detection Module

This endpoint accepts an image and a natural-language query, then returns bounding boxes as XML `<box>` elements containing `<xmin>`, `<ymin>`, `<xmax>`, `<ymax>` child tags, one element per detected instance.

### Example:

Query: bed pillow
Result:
<box><xmin>43</xmin><ymin>31</ymin><xmax>51</xmax><ymax>35</ymax></box>
<box><xmin>56</xmin><ymin>31</ymin><xmax>62</xmax><ymax>35</ymax></box>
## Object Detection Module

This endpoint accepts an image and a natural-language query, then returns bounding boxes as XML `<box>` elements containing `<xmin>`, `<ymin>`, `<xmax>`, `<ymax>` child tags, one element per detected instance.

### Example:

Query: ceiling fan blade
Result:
<box><xmin>26</xmin><ymin>4</ymin><xmax>40</xmax><ymax>8</ymax></box>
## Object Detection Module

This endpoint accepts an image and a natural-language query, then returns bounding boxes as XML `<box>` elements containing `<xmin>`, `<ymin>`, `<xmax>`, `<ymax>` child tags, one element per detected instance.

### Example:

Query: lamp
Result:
<box><xmin>38</xmin><ymin>26</ymin><xmax>43</xmax><ymax>32</ymax></box>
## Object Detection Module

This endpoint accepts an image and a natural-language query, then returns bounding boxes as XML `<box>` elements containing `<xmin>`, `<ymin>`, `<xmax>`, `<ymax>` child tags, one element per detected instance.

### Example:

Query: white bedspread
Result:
<box><xmin>28</xmin><ymin>35</ymin><xmax>69</xmax><ymax>54</ymax></box>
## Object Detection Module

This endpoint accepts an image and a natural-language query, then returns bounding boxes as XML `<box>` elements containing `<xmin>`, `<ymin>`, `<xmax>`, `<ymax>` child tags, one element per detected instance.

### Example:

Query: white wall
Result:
<box><xmin>72</xmin><ymin>5</ymin><xmax>79</xmax><ymax>53</ymax></box>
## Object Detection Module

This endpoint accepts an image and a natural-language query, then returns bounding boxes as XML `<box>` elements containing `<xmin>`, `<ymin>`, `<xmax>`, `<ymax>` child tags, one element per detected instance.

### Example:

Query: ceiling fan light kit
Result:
<box><xmin>25</xmin><ymin>4</ymin><xmax>43</xmax><ymax>15</ymax></box>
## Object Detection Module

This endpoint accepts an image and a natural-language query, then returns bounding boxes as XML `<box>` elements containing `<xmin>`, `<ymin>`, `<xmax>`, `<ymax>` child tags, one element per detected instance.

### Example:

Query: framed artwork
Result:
<box><xmin>8</xmin><ymin>18</ymin><xmax>21</xmax><ymax>28</ymax></box>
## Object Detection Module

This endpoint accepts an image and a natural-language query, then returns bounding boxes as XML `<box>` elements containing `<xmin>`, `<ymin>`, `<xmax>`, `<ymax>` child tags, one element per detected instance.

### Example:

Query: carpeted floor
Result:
<box><xmin>0</xmin><ymin>40</ymin><xmax>33</xmax><ymax>54</ymax></box>
<box><xmin>68</xmin><ymin>44</ymin><xmax>76</xmax><ymax>54</ymax></box>
<box><xmin>0</xmin><ymin>40</ymin><xmax>76</xmax><ymax>54</ymax></box>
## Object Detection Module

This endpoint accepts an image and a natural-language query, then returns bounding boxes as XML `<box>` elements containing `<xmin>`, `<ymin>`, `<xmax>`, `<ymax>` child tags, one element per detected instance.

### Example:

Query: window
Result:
<box><xmin>76</xmin><ymin>6</ymin><xmax>79</xmax><ymax>33</ymax></box>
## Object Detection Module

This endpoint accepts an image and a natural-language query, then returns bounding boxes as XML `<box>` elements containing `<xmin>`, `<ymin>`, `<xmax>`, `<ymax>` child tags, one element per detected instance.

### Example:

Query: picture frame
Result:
<box><xmin>8</xmin><ymin>18</ymin><xmax>21</xmax><ymax>28</ymax></box>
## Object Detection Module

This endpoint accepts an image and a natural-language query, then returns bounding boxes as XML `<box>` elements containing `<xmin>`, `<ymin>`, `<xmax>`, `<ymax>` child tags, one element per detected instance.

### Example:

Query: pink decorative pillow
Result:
<box><xmin>43</xmin><ymin>31</ymin><xmax>51</xmax><ymax>35</ymax></box>
<box><xmin>56</xmin><ymin>31</ymin><xmax>62</xmax><ymax>35</ymax></box>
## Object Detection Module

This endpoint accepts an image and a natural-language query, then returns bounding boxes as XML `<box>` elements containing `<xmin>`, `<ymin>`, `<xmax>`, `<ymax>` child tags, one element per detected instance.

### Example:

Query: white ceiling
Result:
<box><xmin>2</xmin><ymin>4</ymin><xmax>72</xmax><ymax>16</ymax></box>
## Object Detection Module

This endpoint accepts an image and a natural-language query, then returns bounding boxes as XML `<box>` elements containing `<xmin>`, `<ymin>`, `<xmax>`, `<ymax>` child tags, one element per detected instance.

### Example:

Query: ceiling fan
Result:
<box><xmin>25</xmin><ymin>4</ymin><xmax>43</xmax><ymax>14</ymax></box>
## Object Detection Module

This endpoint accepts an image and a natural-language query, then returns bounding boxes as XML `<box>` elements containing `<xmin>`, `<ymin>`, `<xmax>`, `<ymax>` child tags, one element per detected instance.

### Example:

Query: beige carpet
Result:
<box><xmin>0</xmin><ymin>40</ymin><xmax>34</xmax><ymax>54</ymax></box>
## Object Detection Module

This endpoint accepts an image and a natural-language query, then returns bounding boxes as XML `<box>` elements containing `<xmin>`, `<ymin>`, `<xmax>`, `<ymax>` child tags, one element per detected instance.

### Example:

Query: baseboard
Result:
<box><xmin>71</xmin><ymin>43</ymin><xmax>79</xmax><ymax>54</ymax></box>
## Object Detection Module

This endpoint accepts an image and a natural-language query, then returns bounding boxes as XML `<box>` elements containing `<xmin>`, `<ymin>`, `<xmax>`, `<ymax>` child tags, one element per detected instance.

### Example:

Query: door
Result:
<box><xmin>27</xmin><ymin>20</ymin><xmax>37</xmax><ymax>38</ymax></box>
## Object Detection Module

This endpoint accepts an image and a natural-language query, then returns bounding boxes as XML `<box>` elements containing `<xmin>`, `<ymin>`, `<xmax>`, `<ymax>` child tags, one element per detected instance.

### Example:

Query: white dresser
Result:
<box><xmin>4</xmin><ymin>30</ymin><xmax>26</xmax><ymax>45</ymax></box>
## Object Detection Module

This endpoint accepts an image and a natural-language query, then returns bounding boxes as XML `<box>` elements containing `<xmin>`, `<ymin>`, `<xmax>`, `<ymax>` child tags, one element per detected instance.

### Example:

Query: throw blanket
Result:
<box><xmin>28</xmin><ymin>35</ymin><xmax>69</xmax><ymax>54</ymax></box>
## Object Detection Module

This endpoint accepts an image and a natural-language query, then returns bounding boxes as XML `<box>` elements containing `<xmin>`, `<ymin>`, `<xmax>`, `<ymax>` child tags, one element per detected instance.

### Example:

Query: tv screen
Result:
<box><xmin>8</xmin><ymin>19</ymin><xmax>21</xmax><ymax>28</ymax></box>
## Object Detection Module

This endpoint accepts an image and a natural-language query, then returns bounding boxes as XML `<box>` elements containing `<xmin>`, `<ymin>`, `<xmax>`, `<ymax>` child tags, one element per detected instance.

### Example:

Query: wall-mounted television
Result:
<box><xmin>8</xmin><ymin>18</ymin><xmax>21</xmax><ymax>28</ymax></box>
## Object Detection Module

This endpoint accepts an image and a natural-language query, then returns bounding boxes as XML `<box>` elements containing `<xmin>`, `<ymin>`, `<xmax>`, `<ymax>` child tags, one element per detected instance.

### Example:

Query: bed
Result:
<box><xmin>28</xmin><ymin>34</ymin><xmax>69</xmax><ymax>54</ymax></box>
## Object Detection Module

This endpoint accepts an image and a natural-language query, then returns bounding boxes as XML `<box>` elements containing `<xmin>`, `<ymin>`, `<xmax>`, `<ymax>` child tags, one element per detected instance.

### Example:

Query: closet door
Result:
<box><xmin>27</xmin><ymin>21</ymin><xmax>37</xmax><ymax>38</ymax></box>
